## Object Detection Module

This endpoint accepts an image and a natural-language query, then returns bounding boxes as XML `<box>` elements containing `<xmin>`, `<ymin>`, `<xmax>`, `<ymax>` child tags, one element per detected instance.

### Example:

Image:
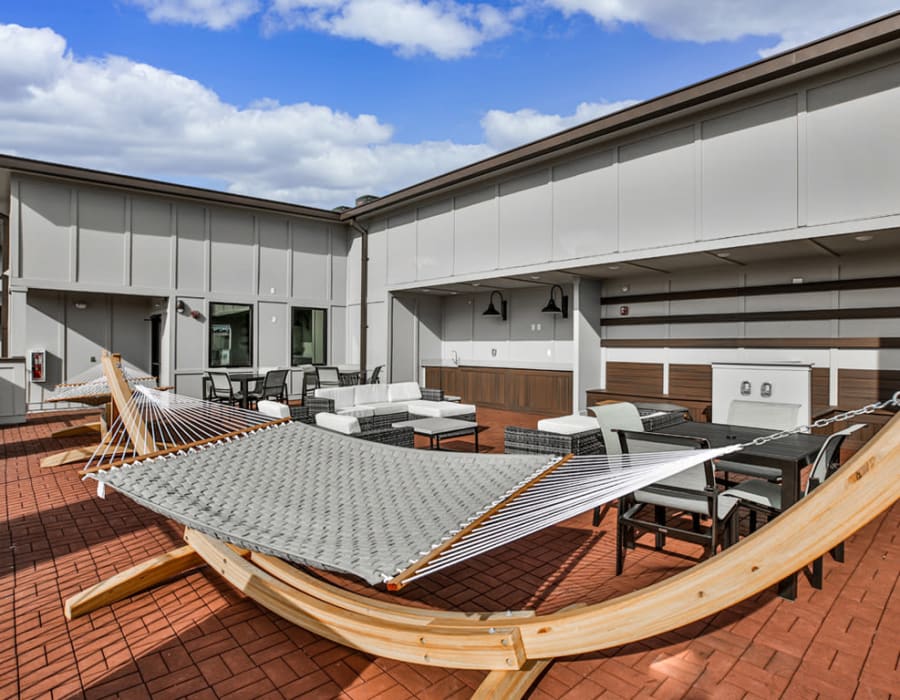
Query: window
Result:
<box><xmin>208</xmin><ymin>303</ymin><xmax>253</xmax><ymax>367</ymax></box>
<box><xmin>291</xmin><ymin>307</ymin><xmax>327</xmax><ymax>365</ymax></box>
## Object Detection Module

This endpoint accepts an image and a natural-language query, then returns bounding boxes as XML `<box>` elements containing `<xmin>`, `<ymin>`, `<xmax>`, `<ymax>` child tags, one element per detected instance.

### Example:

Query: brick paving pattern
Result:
<box><xmin>2</xmin><ymin>407</ymin><xmax>897</xmax><ymax>699</ymax></box>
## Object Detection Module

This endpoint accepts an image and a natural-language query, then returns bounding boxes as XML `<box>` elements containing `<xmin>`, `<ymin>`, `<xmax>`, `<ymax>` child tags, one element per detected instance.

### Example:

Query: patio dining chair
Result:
<box><xmin>207</xmin><ymin>371</ymin><xmax>241</xmax><ymax>406</ymax></box>
<box><xmin>720</xmin><ymin>423</ymin><xmax>864</xmax><ymax>588</ymax></box>
<box><xmin>716</xmin><ymin>400</ymin><xmax>803</xmax><ymax>482</ymax></box>
<box><xmin>316</xmin><ymin>366</ymin><xmax>341</xmax><ymax>387</ymax></box>
<box><xmin>369</xmin><ymin>365</ymin><xmax>384</xmax><ymax>384</ymax></box>
<box><xmin>247</xmin><ymin>369</ymin><xmax>288</xmax><ymax>405</ymax></box>
<box><xmin>615</xmin><ymin>429</ymin><xmax>739</xmax><ymax>575</ymax></box>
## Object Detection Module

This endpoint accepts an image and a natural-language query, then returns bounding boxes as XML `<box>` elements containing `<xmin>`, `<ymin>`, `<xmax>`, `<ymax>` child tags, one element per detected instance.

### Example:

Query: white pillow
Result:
<box><xmin>354</xmin><ymin>383</ymin><xmax>389</xmax><ymax>405</ymax></box>
<box><xmin>315</xmin><ymin>412</ymin><xmax>361</xmax><ymax>434</ymax></box>
<box><xmin>256</xmin><ymin>400</ymin><xmax>290</xmax><ymax>419</ymax></box>
<box><xmin>388</xmin><ymin>382</ymin><xmax>422</xmax><ymax>402</ymax></box>
<box><xmin>314</xmin><ymin>386</ymin><xmax>357</xmax><ymax>410</ymax></box>
<box><xmin>537</xmin><ymin>415</ymin><xmax>599</xmax><ymax>435</ymax></box>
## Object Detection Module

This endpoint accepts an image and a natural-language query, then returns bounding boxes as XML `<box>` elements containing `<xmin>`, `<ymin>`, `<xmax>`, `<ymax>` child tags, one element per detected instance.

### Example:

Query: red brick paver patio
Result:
<box><xmin>2</xmin><ymin>407</ymin><xmax>897</xmax><ymax>699</ymax></box>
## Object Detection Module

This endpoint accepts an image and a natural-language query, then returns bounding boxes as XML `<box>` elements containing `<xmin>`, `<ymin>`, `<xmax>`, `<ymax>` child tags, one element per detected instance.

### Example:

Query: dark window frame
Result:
<box><xmin>291</xmin><ymin>306</ymin><xmax>328</xmax><ymax>366</ymax></box>
<box><xmin>208</xmin><ymin>302</ymin><xmax>254</xmax><ymax>368</ymax></box>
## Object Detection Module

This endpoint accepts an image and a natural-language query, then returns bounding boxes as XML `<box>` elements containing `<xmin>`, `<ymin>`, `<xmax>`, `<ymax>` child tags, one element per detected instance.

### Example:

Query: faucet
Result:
<box><xmin>450</xmin><ymin>350</ymin><xmax>459</xmax><ymax>366</ymax></box>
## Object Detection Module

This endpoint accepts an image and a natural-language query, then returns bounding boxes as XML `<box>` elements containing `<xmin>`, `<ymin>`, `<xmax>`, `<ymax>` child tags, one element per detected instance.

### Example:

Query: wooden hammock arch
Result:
<box><xmin>64</xmin><ymin>354</ymin><xmax>900</xmax><ymax>698</ymax></box>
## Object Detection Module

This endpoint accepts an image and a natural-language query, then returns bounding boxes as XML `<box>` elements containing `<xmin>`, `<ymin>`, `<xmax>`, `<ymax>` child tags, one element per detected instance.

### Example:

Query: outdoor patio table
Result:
<box><xmin>226</xmin><ymin>372</ymin><xmax>262</xmax><ymax>409</ymax></box>
<box><xmin>652</xmin><ymin>420</ymin><xmax>827</xmax><ymax>600</ymax></box>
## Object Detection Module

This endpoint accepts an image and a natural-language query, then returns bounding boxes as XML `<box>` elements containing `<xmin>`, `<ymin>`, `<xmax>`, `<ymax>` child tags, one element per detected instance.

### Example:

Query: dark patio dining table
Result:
<box><xmin>226</xmin><ymin>371</ymin><xmax>262</xmax><ymax>409</ymax></box>
<box><xmin>652</xmin><ymin>420</ymin><xmax>827</xmax><ymax>600</ymax></box>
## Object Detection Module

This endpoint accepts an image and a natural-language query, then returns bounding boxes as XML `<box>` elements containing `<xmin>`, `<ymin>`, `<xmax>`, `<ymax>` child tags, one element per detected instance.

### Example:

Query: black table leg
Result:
<box><xmin>776</xmin><ymin>461</ymin><xmax>803</xmax><ymax>600</ymax></box>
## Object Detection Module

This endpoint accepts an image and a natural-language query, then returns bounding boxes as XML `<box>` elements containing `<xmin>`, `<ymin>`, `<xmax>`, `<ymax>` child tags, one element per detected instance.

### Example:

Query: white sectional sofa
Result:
<box><xmin>306</xmin><ymin>381</ymin><xmax>476</xmax><ymax>421</ymax></box>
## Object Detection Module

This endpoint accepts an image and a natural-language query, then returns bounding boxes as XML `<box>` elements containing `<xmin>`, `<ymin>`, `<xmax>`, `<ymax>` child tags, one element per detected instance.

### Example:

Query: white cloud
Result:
<box><xmin>265</xmin><ymin>0</ymin><xmax>516</xmax><ymax>58</ymax></box>
<box><xmin>541</xmin><ymin>0</ymin><xmax>899</xmax><ymax>56</ymax></box>
<box><xmin>127</xmin><ymin>0</ymin><xmax>262</xmax><ymax>30</ymax></box>
<box><xmin>482</xmin><ymin>100</ymin><xmax>637</xmax><ymax>150</ymax></box>
<box><xmin>0</xmin><ymin>23</ymin><xmax>494</xmax><ymax>208</ymax></box>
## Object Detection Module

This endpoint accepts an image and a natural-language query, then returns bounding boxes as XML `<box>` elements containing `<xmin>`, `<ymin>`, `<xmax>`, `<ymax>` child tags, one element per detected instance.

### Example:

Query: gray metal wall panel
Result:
<box><xmin>346</xmin><ymin>230</ymin><xmax>362</xmax><ymax>305</ymax></box>
<box><xmin>416</xmin><ymin>200</ymin><xmax>453</xmax><ymax>280</ymax></box>
<box><xmin>331</xmin><ymin>304</ymin><xmax>347</xmax><ymax>365</ymax></box>
<box><xmin>131</xmin><ymin>197</ymin><xmax>172</xmax><ymax>289</ymax></box>
<box><xmin>509</xmin><ymin>287</ymin><xmax>554</xmax><ymax>341</ymax></box>
<box><xmin>291</xmin><ymin>220</ymin><xmax>330</xmax><ymax>299</ymax></box>
<box><xmin>176</xmin><ymin>205</ymin><xmax>205</xmax><ymax>292</ymax></box>
<box><xmin>390</xmin><ymin>296</ymin><xmax>417</xmax><ymax>382</ymax></box>
<box><xmin>331</xmin><ymin>228</ymin><xmax>348</xmax><ymax>305</ymax></box>
<box><xmin>552</xmin><ymin>150</ymin><xmax>617</xmax><ymax>261</ymax></box>
<box><xmin>209</xmin><ymin>209</ymin><xmax>254</xmax><ymax>294</ymax></box>
<box><xmin>366</xmin><ymin>300</ymin><xmax>386</xmax><ymax>367</ymax></box>
<box><xmin>619</xmin><ymin>126</ymin><xmax>696</xmax><ymax>251</ymax></box>
<box><xmin>111</xmin><ymin>296</ymin><xmax>152</xmax><ymax>372</ymax></box>
<box><xmin>498</xmin><ymin>171</ymin><xmax>552</xmax><ymax>268</ymax></box>
<box><xmin>175</xmin><ymin>296</ymin><xmax>206</xmax><ymax>370</ymax></box>
<box><xmin>386</xmin><ymin>211</ymin><xmax>416</xmax><ymax>284</ymax></box>
<box><xmin>258</xmin><ymin>218</ymin><xmax>290</xmax><ymax>297</ymax></box>
<box><xmin>417</xmin><ymin>295</ymin><xmax>443</xmax><ymax>365</ymax></box>
<box><xmin>366</xmin><ymin>224</ymin><xmax>387</xmax><ymax>302</ymax></box>
<box><xmin>77</xmin><ymin>189</ymin><xmax>126</xmax><ymax>285</ymax></box>
<box><xmin>257</xmin><ymin>301</ymin><xmax>288</xmax><ymax>367</ymax></box>
<box><xmin>443</xmin><ymin>295</ymin><xmax>474</xmax><ymax>341</ymax></box>
<box><xmin>807</xmin><ymin>61</ymin><xmax>900</xmax><ymax>226</ymax></box>
<box><xmin>66</xmin><ymin>298</ymin><xmax>110</xmax><ymax>378</ymax></box>
<box><xmin>701</xmin><ymin>96</ymin><xmax>798</xmax><ymax>238</ymax></box>
<box><xmin>24</xmin><ymin>291</ymin><xmax>65</xmax><ymax>400</ymax></box>
<box><xmin>19</xmin><ymin>179</ymin><xmax>71</xmax><ymax>281</ymax></box>
<box><xmin>453</xmin><ymin>186</ymin><xmax>498</xmax><ymax>274</ymax></box>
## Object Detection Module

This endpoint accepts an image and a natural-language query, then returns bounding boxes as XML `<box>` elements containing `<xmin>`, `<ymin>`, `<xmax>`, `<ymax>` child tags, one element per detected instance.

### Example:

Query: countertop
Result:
<box><xmin>421</xmin><ymin>359</ymin><xmax>572</xmax><ymax>371</ymax></box>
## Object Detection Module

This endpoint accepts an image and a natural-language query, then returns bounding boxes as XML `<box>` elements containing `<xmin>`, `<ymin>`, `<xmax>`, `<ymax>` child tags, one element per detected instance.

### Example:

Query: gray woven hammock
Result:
<box><xmin>86</xmin><ymin>407</ymin><xmax>739</xmax><ymax>587</ymax></box>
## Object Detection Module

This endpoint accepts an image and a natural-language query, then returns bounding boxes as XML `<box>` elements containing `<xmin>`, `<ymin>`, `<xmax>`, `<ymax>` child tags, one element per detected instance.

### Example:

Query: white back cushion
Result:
<box><xmin>315</xmin><ymin>412</ymin><xmax>361</xmax><ymax>434</ymax></box>
<box><xmin>589</xmin><ymin>402</ymin><xmax>644</xmax><ymax>455</ymax></box>
<box><xmin>256</xmin><ymin>400</ymin><xmax>290</xmax><ymax>419</ymax></box>
<box><xmin>388</xmin><ymin>382</ymin><xmax>422</xmax><ymax>402</ymax></box>
<box><xmin>314</xmin><ymin>386</ymin><xmax>357</xmax><ymax>410</ymax></box>
<box><xmin>728</xmin><ymin>400</ymin><xmax>800</xmax><ymax>430</ymax></box>
<box><xmin>354</xmin><ymin>383</ymin><xmax>389</xmax><ymax>405</ymax></box>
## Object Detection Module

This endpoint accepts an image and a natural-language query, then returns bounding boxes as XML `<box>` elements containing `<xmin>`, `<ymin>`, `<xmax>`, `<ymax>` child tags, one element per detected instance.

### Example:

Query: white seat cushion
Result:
<box><xmin>315</xmin><ymin>412</ymin><xmax>361</xmax><ymax>435</ymax></box>
<box><xmin>408</xmin><ymin>400</ymin><xmax>475</xmax><ymax>418</ymax></box>
<box><xmin>536</xmin><ymin>415</ymin><xmax>599</xmax><ymax>434</ymax></box>
<box><xmin>354</xmin><ymin>383</ymin><xmax>389</xmax><ymax>405</ymax></box>
<box><xmin>256</xmin><ymin>400</ymin><xmax>290</xmax><ymax>419</ymax></box>
<box><xmin>363</xmin><ymin>401</ymin><xmax>410</xmax><ymax>416</ymax></box>
<box><xmin>314</xmin><ymin>386</ymin><xmax>357</xmax><ymax>410</ymax></box>
<box><xmin>388</xmin><ymin>382</ymin><xmax>422</xmax><ymax>402</ymax></box>
<box><xmin>337</xmin><ymin>406</ymin><xmax>375</xmax><ymax>418</ymax></box>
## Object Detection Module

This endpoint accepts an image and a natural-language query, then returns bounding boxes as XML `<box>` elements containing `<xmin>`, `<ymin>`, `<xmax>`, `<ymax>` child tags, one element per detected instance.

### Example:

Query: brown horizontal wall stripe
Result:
<box><xmin>837</xmin><ymin>369</ymin><xmax>900</xmax><ymax>406</ymax></box>
<box><xmin>601</xmin><ymin>276</ymin><xmax>900</xmax><ymax>305</ymax></box>
<box><xmin>601</xmin><ymin>338</ymin><xmax>900</xmax><ymax>349</ymax></box>
<box><xmin>603</xmin><ymin>307</ymin><xmax>900</xmax><ymax>326</ymax></box>
<box><xmin>605</xmin><ymin>362</ymin><xmax>663</xmax><ymax>396</ymax></box>
<box><xmin>668</xmin><ymin>364</ymin><xmax>712</xmax><ymax>401</ymax></box>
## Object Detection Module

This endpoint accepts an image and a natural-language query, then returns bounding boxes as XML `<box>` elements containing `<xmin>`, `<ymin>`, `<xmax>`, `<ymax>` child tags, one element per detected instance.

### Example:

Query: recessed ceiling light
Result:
<box><xmin>716</xmin><ymin>252</ymin><xmax>731</xmax><ymax>258</ymax></box>
<box><xmin>449</xmin><ymin>291</ymin><xmax>458</xmax><ymax>295</ymax></box>
<box><xmin>422</xmin><ymin>288</ymin><xmax>432</xmax><ymax>293</ymax></box>
<box><xmin>855</xmin><ymin>234</ymin><xmax>873</xmax><ymax>242</ymax></box>
<box><xmin>471</xmin><ymin>282</ymin><xmax>480</xmax><ymax>287</ymax></box>
<box><xmin>530</xmin><ymin>275</ymin><xmax>541</xmax><ymax>280</ymax></box>
<box><xmin>608</xmin><ymin>265</ymin><xmax>620</xmax><ymax>270</ymax></box>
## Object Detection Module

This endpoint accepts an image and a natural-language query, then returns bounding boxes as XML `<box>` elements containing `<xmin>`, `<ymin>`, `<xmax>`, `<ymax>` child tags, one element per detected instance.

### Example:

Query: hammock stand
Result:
<box><xmin>63</xmin><ymin>356</ymin><xmax>900</xmax><ymax>699</ymax></box>
<box><xmin>41</xmin><ymin>354</ymin><xmax>159</xmax><ymax>468</ymax></box>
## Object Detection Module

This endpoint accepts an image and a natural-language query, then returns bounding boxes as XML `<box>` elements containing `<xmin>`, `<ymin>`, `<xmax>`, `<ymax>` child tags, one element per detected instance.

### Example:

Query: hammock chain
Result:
<box><xmin>740</xmin><ymin>390</ymin><xmax>900</xmax><ymax>448</ymax></box>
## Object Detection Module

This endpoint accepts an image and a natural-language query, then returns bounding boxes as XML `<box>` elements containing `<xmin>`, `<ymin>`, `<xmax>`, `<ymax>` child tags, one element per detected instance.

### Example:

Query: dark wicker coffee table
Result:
<box><xmin>392</xmin><ymin>417</ymin><xmax>479</xmax><ymax>451</ymax></box>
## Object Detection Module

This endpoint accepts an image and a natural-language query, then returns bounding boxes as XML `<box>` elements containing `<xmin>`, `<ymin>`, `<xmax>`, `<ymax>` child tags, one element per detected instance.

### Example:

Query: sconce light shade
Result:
<box><xmin>175</xmin><ymin>300</ymin><xmax>186</xmax><ymax>314</ymax></box>
<box><xmin>73</xmin><ymin>301</ymin><xmax>88</xmax><ymax>310</ymax></box>
<box><xmin>483</xmin><ymin>290</ymin><xmax>508</xmax><ymax>321</ymax></box>
<box><xmin>541</xmin><ymin>285</ymin><xmax>569</xmax><ymax>319</ymax></box>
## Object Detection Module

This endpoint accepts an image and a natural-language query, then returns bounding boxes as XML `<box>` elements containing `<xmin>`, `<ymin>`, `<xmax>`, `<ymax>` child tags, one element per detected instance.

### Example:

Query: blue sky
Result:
<box><xmin>1</xmin><ymin>1</ymin><xmax>896</xmax><ymax>208</ymax></box>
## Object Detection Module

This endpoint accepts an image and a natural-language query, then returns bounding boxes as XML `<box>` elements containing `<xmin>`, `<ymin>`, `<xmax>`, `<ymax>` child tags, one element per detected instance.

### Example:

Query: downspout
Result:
<box><xmin>348</xmin><ymin>218</ymin><xmax>368</xmax><ymax>385</ymax></box>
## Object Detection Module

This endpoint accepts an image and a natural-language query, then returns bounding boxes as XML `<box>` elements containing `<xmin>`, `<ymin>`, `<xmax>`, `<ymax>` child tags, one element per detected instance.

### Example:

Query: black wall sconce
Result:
<box><xmin>482</xmin><ymin>290</ymin><xmax>508</xmax><ymax>321</ymax></box>
<box><xmin>175</xmin><ymin>299</ymin><xmax>186</xmax><ymax>314</ymax></box>
<box><xmin>541</xmin><ymin>284</ymin><xmax>569</xmax><ymax>319</ymax></box>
